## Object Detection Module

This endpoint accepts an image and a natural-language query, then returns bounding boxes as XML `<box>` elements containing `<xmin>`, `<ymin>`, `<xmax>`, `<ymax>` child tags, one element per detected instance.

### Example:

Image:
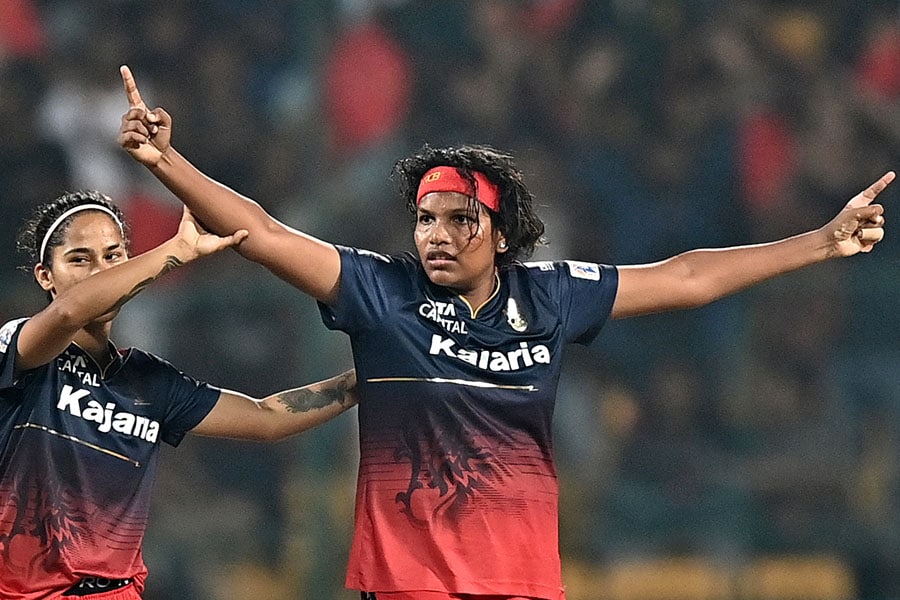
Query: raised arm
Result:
<box><xmin>117</xmin><ymin>65</ymin><xmax>341</xmax><ymax>304</ymax></box>
<box><xmin>612</xmin><ymin>171</ymin><xmax>895</xmax><ymax>319</ymax></box>
<box><xmin>190</xmin><ymin>369</ymin><xmax>357</xmax><ymax>441</ymax></box>
<box><xmin>17</xmin><ymin>209</ymin><xmax>247</xmax><ymax>371</ymax></box>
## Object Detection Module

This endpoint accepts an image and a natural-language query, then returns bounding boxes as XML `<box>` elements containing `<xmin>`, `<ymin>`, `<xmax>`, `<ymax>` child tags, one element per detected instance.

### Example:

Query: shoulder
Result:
<box><xmin>118</xmin><ymin>347</ymin><xmax>213</xmax><ymax>392</ymax></box>
<box><xmin>0</xmin><ymin>318</ymin><xmax>29</xmax><ymax>355</ymax></box>
<box><xmin>510</xmin><ymin>260</ymin><xmax>617</xmax><ymax>297</ymax></box>
<box><xmin>120</xmin><ymin>347</ymin><xmax>181</xmax><ymax>374</ymax></box>
<box><xmin>520</xmin><ymin>260</ymin><xmax>612</xmax><ymax>279</ymax></box>
<box><xmin>337</xmin><ymin>245</ymin><xmax>422</xmax><ymax>283</ymax></box>
<box><xmin>337</xmin><ymin>245</ymin><xmax>417</xmax><ymax>268</ymax></box>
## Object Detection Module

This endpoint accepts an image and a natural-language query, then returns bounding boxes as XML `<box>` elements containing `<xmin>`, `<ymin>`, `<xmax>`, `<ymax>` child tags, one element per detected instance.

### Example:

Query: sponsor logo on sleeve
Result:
<box><xmin>0</xmin><ymin>318</ymin><xmax>26</xmax><ymax>355</ymax></box>
<box><xmin>565</xmin><ymin>260</ymin><xmax>600</xmax><ymax>281</ymax></box>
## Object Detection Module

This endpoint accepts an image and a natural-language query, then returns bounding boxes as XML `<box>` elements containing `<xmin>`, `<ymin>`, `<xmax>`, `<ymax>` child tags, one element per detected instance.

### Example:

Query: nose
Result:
<box><xmin>429</xmin><ymin>218</ymin><xmax>451</xmax><ymax>246</ymax></box>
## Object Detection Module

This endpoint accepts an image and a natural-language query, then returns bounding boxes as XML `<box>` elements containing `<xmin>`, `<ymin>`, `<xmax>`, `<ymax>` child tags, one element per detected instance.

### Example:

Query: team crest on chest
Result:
<box><xmin>505</xmin><ymin>298</ymin><xmax>527</xmax><ymax>332</ymax></box>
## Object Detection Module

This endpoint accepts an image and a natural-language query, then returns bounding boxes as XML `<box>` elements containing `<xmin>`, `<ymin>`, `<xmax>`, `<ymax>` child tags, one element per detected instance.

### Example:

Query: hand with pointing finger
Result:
<box><xmin>821</xmin><ymin>170</ymin><xmax>894</xmax><ymax>258</ymax></box>
<box><xmin>118</xmin><ymin>65</ymin><xmax>173</xmax><ymax>168</ymax></box>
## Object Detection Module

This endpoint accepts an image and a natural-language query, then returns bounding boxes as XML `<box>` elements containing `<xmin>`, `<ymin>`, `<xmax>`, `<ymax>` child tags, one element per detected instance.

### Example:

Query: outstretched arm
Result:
<box><xmin>17</xmin><ymin>209</ymin><xmax>247</xmax><ymax>371</ymax></box>
<box><xmin>190</xmin><ymin>369</ymin><xmax>358</xmax><ymax>441</ymax></box>
<box><xmin>612</xmin><ymin>171</ymin><xmax>895</xmax><ymax>319</ymax></box>
<box><xmin>117</xmin><ymin>65</ymin><xmax>342</xmax><ymax>304</ymax></box>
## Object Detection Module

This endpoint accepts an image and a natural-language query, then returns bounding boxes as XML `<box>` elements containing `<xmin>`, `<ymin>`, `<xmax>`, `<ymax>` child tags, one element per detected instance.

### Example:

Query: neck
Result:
<box><xmin>73</xmin><ymin>324</ymin><xmax>114</xmax><ymax>367</ymax></box>
<box><xmin>459</xmin><ymin>271</ymin><xmax>499</xmax><ymax>312</ymax></box>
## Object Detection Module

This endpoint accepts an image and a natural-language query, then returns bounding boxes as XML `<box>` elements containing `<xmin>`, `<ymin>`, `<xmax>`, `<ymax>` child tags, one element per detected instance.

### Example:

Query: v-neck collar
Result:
<box><xmin>71</xmin><ymin>340</ymin><xmax>124</xmax><ymax>380</ymax></box>
<box><xmin>458</xmin><ymin>273</ymin><xmax>501</xmax><ymax>319</ymax></box>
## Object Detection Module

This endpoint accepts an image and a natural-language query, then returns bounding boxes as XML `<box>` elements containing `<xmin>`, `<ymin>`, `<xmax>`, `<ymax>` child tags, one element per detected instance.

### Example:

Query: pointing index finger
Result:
<box><xmin>847</xmin><ymin>170</ymin><xmax>896</xmax><ymax>209</ymax></box>
<box><xmin>120</xmin><ymin>65</ymin><xmax>145</xmax><ymax>109</ymax></box>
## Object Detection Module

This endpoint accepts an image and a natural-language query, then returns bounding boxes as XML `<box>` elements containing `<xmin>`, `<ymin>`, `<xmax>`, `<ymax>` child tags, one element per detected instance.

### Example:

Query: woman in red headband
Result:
<box><xmin>118</xmin><ymin>65</ymin><xmax>892</xmax><ymax>600</ymax></box>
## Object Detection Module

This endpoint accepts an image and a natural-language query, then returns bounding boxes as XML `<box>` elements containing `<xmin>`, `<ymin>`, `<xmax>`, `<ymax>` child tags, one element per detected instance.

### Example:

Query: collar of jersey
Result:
<box><xmin>458</xmin><ymin>272</ymin><xmax>501</xmax><ymax>319</ymax></box>
<box><xmin>70</xmin><ymin>340</ymin><xmax>125</xmax><ymax>380</ymax></box>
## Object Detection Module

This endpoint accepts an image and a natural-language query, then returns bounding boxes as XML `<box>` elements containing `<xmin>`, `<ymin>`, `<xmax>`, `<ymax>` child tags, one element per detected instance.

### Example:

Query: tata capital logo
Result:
<box><xmin>419</xmin><ymin>299</ymin><xmax>467</xmax><ymax>334</ymax></box>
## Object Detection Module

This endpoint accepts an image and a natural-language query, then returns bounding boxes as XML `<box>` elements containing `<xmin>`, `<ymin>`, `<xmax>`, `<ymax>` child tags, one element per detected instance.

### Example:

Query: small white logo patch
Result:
<box><xmin>566</xmin><ymin>261</ymin><xmax>600</xmax><ymax>281</ymax></box>
<box><xmin>506</xmin><ymin>298</ymin><xmax>527</xmax><ymax>332</ymax></box>
<box><xmin>0</xmin><ymin>319</ymin><xmax>26</xmax><ymax>355</ymax></box>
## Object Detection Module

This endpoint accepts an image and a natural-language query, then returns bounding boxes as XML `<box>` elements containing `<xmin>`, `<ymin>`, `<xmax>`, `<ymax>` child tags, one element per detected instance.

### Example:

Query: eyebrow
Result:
<box><xmin>62</xmin><ymin>243</ymin><xmax>124</xmax><ymax>256</ymax></box>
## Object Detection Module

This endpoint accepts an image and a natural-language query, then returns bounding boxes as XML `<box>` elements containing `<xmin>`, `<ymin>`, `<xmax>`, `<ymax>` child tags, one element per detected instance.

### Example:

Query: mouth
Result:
<box><xmin>425</xmin><ymin>251</ymin><xmax>456</xmax><ymax>267</ymax></box>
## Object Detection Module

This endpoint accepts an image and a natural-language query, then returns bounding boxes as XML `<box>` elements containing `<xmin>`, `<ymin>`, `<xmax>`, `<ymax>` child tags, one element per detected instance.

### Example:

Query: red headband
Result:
<box><xmin>416</xmin><ymin>166</ymin><xmax>501</xmax><ymax>212</ymax></box>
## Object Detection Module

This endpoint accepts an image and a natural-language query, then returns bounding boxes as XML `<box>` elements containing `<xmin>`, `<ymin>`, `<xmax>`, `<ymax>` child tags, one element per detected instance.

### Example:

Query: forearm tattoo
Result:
<box><xmin>276</xmin><ymin>370</ymin><xmax>356</xmax><ymax>413</ymax></box>
<box><xmin>111</xmin><ymin>255</ymin><xmax>185</xmax><ymax>311</ymax></box>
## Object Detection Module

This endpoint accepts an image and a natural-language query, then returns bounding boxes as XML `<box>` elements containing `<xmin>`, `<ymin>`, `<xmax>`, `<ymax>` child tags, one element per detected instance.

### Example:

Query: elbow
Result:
<box><xmin>680</xmin><ymin>285</ymin><xmax>717</xmax><ymax>309</ymax></box>
<box><xmin>45</xmin><ymin>298</ymin><xmax>90</xmax><ymax>332</ymax></box>
<box><xmin>680</xmin><ymin>285</ymin><xmax>723</xmax><ymax>310</ymax></box>
<box><xmin>673</xmin><ymin>260</ymin><xmax>725</xmax><ymax>309</ymax></box>
<box><xmin>256</xmin><ymin>430</ymin><xmax>283</xmax><ymax>442</ymax></box>
<box><xmin>236</xmin><ymin>220</ymin><xmax>287</xmax><ymax>263</ymax></box>
<box><xmin>256</xmin><ymin>405</ymin><xmax>311</xmax><ymax>442</ymax></box>
<box><xmin>259</xmin><ymin>425</ymin><xmax>309</xmax><ymax>442</ymax></box>
<box><xmin>233</xmin><ymin>424</ymin><xmax>284</xmax><ymax>443</ymax></box>
<box><xmin>254</xmin><ymin>409</ymin><xmax>288</xmax><ymax>442</ymax></box>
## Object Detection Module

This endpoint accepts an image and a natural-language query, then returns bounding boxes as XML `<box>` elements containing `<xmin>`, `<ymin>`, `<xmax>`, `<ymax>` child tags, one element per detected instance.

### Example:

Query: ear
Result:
<box><xmin>34</xmin><ymin>263</ymin><xmax>55</xmax><ymax>295</ymax></box>
<box><xmin>491</xmin><ymin>226</ymin><xmax>508</xmax><ymax>253</ymax></box>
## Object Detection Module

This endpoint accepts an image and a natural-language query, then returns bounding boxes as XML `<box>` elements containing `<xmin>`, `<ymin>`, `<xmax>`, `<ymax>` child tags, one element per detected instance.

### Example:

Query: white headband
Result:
<box><xmin>40</xmin><ymin>204</ymin><xmax>125</xmax><ymax>264</ymax></box>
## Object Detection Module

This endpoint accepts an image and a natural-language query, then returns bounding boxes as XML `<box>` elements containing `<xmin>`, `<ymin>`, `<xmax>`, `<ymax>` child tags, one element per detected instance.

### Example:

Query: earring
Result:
<box><xmin>498</xmin><ymin>241</ymin><xmax>507</xmax><ymax>249</ymax></box>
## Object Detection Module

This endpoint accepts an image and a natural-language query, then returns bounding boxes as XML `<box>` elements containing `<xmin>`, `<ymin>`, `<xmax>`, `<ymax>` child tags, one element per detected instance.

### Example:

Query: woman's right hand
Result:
<box><xmin>175</xmin><ymin>207</ymin><xmax>249</xmax><ymax>261</ymax></box>
<box><xmin>118</xmin><ymin>65</ymin><xmax>172</xmax><ymax>168</ymax></box>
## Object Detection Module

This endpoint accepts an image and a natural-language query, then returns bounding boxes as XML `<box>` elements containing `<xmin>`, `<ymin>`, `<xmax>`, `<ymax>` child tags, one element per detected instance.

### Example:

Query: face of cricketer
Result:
<box><xmin>414</xmin><ymin>191</ymin><xmax>507</xmax><ymax>308</ymax></box>
<box><xmin>35</xmin><ymin>211</ymin><xmax>129</xmax><ymax>321</ymax></box>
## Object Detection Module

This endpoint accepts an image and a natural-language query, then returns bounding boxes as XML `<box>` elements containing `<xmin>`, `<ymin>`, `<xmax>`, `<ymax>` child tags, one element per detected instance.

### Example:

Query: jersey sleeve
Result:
<box><xmin>131</xmin><ymin>351</ymin><xmax>221</xmax><ymax>447</ymax></box>
<box><xmin>527</xmin><ymin>260</ymin><xmax>618</xmax><ymax>345</ymax></box>
<box><xmin>318</xmin><ymin>245</ymin><xmax>411</xmax><ymax>334</ymax></box>
<box><xmin>0</xmin><ymin>318</ymin><xmax>28</xmax><ymax>391</ymax></box>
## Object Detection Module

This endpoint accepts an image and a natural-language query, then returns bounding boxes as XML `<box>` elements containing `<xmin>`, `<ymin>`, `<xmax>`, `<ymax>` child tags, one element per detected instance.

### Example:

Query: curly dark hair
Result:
<box><xmin>16</xmin><ymin>190</ymin><xmax>130</xmax><ymax>272</ymax></box>
<box><xmin>391</xmin><ymin>144</ymin><xmax>546</xmax><ymax>266</ymax></box>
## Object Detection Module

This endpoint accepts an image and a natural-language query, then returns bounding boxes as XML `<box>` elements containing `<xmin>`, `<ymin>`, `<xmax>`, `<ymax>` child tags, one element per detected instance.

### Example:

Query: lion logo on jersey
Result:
<box><xmin>394</xmin><ymin>417</ymin><xmax>503</xmax><ymax>526</ymax></box>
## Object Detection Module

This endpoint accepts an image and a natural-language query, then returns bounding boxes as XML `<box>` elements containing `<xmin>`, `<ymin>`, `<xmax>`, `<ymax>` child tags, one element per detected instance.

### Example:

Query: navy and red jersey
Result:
<box><xmin>0</xmin><ymin>318</ymin><xmax>220</xmax><ymax>599</ymax></box>
<box><xmin>319</xmin><ymin>247</ymin><xmax>618</xmax><ymax>599</ymax></box>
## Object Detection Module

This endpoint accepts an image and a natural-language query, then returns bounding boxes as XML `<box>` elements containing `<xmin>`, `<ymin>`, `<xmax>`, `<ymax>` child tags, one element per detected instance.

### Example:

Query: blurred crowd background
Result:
<box><xmin>1</xmin><ymin>0</ymin><xmax>899</xmax><ymax>598</ymax></box>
